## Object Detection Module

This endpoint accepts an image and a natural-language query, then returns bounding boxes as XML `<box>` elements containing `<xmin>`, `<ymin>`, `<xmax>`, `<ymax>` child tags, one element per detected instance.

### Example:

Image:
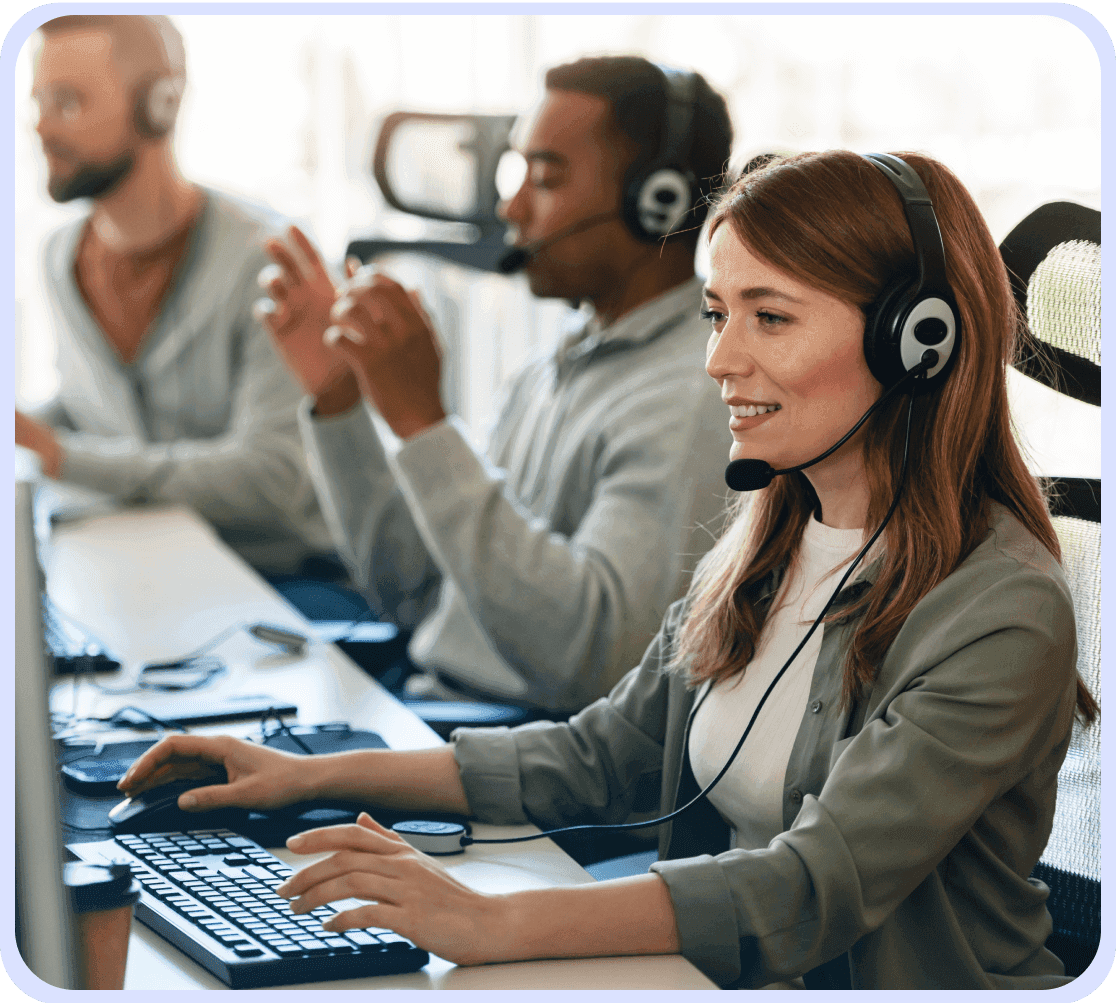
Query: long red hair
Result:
<box><xmin>673</xmin><ymin>150</ymin><xmax>1097</xmax><ymax>723</ymax></box>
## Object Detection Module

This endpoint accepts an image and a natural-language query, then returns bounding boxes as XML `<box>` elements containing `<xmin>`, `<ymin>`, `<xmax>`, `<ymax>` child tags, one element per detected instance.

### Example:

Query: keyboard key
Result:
<box><xmin>216</xmin><ymin>933</ymin><xmax>249</xmax><ymax>945</ymax></box>
<box><xmin>345</xmin><ymin>932</ymin><xmax>379</xmax><ymax>946</ymax></box>
<box><xmin>232</xmin><ymin>946</ymin><xmax>264</xmax><ymax>958</ymax></box>
<box><xmin>243</xmin><ymin>865</ymin><xmax>277</xmax><ymax>881</ymax></box>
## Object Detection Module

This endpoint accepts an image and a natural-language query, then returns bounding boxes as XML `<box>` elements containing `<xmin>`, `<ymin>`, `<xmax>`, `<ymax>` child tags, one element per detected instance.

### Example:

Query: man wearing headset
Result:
<box><xmin>15</xmin><ymin>15</ymin><xmax>332</xmax><ymax>576</ymax></box>
<box><xmin>258</xmin><ymin>56</ymin><xmax>734</xmax><ymax>716</ymax></box>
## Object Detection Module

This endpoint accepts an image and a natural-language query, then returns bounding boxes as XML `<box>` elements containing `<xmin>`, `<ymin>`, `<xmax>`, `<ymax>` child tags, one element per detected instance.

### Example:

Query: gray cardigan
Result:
<box><xmin>38</xmin><ymin>188</ymin><xmax>331</xmax><ymax>574</ymax></box>
<box><xmin>453</xmin><ymin>504</ymin><xmax>1079</xmax><ymax>989</ymax></box>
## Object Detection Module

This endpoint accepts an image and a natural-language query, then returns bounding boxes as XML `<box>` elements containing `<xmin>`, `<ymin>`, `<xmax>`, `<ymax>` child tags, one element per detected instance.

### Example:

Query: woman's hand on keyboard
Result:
<box><xmin>117</xmin><ymin>734</ymin><xmax>317</xmax><ymax>811</ymax></box>
<box><xmin>278</xmin><ymin>812</ymin><xmax>509</xmax><ymax>966</ymax></box>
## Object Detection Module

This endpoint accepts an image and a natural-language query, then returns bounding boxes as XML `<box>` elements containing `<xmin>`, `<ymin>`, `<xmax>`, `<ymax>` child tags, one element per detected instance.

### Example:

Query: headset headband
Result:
<box><xmin>863</xmin><ymin>153</ymin><xmax>951</xmax><ymax>297</ymax></box>
<box><xmin>654</xmin><ymin>64</ymin><xmax>697</xmax><ymax>170</ymax></box>
<box><xmin>860</xmin><ymin>152</ymin><xmax>960</xmax><ymax>389</ymax></box>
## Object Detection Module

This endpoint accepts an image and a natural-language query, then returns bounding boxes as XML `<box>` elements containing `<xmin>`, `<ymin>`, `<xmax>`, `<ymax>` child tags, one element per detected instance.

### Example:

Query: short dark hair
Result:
<box><xmin>544</xmin><ymin>55</ymin><xmax>733</xmax><ymax>248</ymax></box>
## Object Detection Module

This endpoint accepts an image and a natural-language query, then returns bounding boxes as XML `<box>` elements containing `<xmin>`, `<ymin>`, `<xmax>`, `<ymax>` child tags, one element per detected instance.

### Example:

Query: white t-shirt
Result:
<box><xmin>689</xmin><ymin>516</ymin><xmax>866</xmax><ymax>850</ymax></box>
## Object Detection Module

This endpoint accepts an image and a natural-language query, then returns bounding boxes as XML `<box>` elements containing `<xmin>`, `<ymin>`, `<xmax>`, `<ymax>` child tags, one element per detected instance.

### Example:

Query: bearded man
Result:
<box><xmin>16</xmin><ymin>15</ymin><xmax>331</xmax><ymax>576</ymax></box>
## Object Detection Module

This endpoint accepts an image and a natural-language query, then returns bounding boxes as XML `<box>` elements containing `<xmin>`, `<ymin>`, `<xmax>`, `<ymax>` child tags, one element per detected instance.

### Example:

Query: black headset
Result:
<box><xmin>620</xmin><ymin>65</ymin><xmax>702</xmax><ymax>243</ymax></box>
<box><xmin>134</xmin><ymin>74</ymin><xmax>184</xmax><ymax>139</ymax></box>
<box><xmin>861</xmin><ymin>152</ymin><xmax>960</xmax><ymax>393</ymax></box>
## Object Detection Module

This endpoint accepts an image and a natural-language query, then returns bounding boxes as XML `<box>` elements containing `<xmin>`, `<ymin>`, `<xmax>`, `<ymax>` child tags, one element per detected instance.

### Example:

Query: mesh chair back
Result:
<box><xmin>1001</xmin><ymin>201</ymin><xmax>1101</xmax><ymax>978</ymax></box>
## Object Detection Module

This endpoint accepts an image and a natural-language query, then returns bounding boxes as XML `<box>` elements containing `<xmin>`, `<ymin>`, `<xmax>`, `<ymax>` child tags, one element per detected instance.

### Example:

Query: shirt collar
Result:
<box><xmin>553</xmin><ymin>275</ymin><xmax>704</xmax><ymax>372</ymax></box>
<box><xmin>747</xmin><ymin>541</ymin><xmax>886</xmax><ymax>609</ymax></box>
<box><xmin>585</xmin><ymin>274</ymin><xmax>704</xmax><ymax>347</ymax></box>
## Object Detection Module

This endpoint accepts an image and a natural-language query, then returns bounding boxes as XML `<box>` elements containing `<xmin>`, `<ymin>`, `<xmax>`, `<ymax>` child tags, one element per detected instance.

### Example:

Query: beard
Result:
<box><xmin>47</xmin><ymin>152</ymin><xmax>135</xmax><ymax>203</ymax></box>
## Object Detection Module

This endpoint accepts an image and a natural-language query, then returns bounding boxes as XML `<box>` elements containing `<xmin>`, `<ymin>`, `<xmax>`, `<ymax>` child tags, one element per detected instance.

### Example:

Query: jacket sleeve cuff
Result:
<box><xmin>650</xmin><ymin>854</ymin><xmax>742</xmax><ymax>987</ymax></box>
<box><xmin>450</xmin><ymin>726</ymin><xmax>532</xmax><ymax>825</ymax></box>
<box><xmin>298</xmin><ymin>396</ymin><xmax>389</xmax><ymax>471</ymax></box>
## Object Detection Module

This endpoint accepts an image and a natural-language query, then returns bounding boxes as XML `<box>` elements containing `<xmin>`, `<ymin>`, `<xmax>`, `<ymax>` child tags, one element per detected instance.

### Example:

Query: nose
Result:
<box><xmin>705</xmin><ymin>325</ymin><xmax>755</xmax><ymax>391</ymax></box>
<box><xmin>498</xmin><ymin>178</ymin><xmax>529</xmax><ymax>230</ymax></box>
<box><xmin>32</xmin><ymin>101</ymin><xmax>49</xmax><ymax>139</ymax></box>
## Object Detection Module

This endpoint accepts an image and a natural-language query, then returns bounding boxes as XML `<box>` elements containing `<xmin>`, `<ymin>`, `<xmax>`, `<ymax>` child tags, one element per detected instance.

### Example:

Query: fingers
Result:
<box><xmin>323</xmin><ymin>326</ymin><xmax>365</xmax><ymax>349</ymax></box>
<box><xmin>118</xmin><ymin>734</ymin><xmax>231</xmax><ymax>794</ymax></box>
<box><xmin>345</xmin><ymin>256</ymin><xmax>362</xmax><ymax>279</ymax></box>
<box><xmin>286</xmin><ymin>225</ymin><xmax>333</xmax><ymax>286</ymax></box>
<box><xmin>252</xmin><ymin>297</ymin><xmax>287</xmax><ymax>332</ymax></box>
<box><xmin>285</xmin><ymin>818</ymin><xmax>405</xmax><ymax>859</ymax></box>
<box><xmin>332</xmin><ymin>276</ymin><xmax>425</xmax><ymax>346</ymax></box>
<box><xmin>356</xmin><ymin>811</ymin><xmax>394</xmax><ymax>837</ymax></box>
<box><xmin>322</xmin><ymin>903</ymin><xmax>402</xmax><ymax>935</ymax></box>
<box><xmin>176</xmin><ymin>782</ymin><xmax>243</xmax><ymax>812</ymax></box>
<box><xmin>262</xmin><ymin>236</ymin><xmax>305</xmax><ymax>286</ymax></box>
<box><xmin>285</xmin><ymin>869</ymin><xmax>403</xmax><ymax>916</ymax></box>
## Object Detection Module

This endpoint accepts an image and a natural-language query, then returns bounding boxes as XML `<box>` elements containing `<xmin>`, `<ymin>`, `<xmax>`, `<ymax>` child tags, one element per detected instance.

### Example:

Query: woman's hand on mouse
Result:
<box><xmin>117</xmin><ymin>735</ymin><xmax>316</xmax><ymax>812</ymax></box>
<box><xmin>277</xmin><ymin>812</ymin><xmax>511</xmax><ymax>966</ymax></box>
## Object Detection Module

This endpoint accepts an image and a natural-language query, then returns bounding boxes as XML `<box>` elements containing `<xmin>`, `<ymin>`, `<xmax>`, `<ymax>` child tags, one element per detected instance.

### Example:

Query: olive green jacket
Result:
<box><xmin>452</xmin><ymin>504</ymin><xmax>1079</xmax><ymax>989</ymax></box>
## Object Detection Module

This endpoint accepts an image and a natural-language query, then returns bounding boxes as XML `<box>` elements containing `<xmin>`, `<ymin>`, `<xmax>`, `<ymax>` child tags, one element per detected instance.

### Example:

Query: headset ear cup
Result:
<box><xmin>622</xmin><ymin>166</ymin><xmax>699</xmax><ymax>243</ymax></box>
<box><xmin>863</xmin><ymin>276</ymin><xmax>918</xmax><ymax>388</ymax></box>
<box><xmin>134</xmin><ymin>76</ymin><xmax>182</xmax><ymax>138</ymax></box>
<box><xmin>865</xmin><ymin>278</ymin><xmax>960</xmax><ymax>392</ymax></box>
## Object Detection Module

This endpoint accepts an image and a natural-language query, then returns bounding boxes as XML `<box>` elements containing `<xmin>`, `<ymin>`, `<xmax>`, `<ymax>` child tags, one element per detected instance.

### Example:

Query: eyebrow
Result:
<box><xmin>523</xmin><ymin>150</ymin><xmax>567</xmax><ymax>167</ymax></box>
<box><xmin>702</xmin><ymin>285</ymin><xmax>806</xmax><ymax>305</ymax></box>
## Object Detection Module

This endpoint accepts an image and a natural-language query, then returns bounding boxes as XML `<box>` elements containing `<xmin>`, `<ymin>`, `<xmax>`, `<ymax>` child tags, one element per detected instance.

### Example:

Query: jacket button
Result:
<box><xmin>790</xmin><ymin>789</ymin><xmax>803</xmax><ymax>803</ymax></box>
<box><xmin>811</xmin><ymin>700</ymin><xmax>823</xmax><ymax>713</ymax></box>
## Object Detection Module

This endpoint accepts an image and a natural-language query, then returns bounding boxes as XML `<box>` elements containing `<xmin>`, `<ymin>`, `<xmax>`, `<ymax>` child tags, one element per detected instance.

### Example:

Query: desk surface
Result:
<box><xmin>45</xmin><ymin>502</ymin><xmax>715</xmax><ymax>990</ymax></box>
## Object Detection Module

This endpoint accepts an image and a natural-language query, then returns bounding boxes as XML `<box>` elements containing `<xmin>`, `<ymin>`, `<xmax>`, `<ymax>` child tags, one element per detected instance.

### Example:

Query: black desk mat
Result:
<box><xmin>58</xmin><ymin>726</ymin><xmax>468</xmax><ymax>848</ymax></box>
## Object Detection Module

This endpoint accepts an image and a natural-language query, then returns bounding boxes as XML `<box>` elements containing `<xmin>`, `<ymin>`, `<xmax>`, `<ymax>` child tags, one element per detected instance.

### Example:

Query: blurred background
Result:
<box><xmin>13</xmin><ymin>11</ymin><xmax>1102</xmax><ymax>474</ymax></box>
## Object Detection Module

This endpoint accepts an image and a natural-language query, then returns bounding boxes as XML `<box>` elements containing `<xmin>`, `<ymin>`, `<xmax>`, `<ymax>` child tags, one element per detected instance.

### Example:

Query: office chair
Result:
<box><xmin>1000</xmin><ymin>201</ymin><xmax>1101</xmax><ymax>979</ymax></box>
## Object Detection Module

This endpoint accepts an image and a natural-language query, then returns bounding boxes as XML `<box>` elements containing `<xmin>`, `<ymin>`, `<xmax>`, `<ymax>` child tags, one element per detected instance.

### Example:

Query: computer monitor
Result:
<box><xmin>13</xmin><ymin>480</ymin><xmax>76</xmax><ymax>988</ymax></box>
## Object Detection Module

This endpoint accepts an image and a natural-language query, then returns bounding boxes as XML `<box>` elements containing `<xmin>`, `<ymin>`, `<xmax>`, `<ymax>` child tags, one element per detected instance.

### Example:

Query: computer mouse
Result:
<box><xmin>108</xmin><ymin>779</ymin><xmax>250</xmax><ymax>834</ymax></box>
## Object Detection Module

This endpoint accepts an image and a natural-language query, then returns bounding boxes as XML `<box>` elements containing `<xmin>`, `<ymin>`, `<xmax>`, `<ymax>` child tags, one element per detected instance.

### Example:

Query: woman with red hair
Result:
<box><xmin>122</xmin><ymin>150</ymin><xmax>1094</xmax><ymax>989</ymax></box>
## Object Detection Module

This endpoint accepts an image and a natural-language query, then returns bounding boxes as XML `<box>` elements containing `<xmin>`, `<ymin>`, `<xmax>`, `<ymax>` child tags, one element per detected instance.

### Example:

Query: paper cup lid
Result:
<box><xmin>64</xmin><ymin>862</ymin><xmax>141</xmax><ymax>914</ymax></box>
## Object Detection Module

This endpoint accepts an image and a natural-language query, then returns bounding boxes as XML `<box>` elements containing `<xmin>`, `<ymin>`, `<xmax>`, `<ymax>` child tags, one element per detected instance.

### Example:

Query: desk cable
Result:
<box><xmin>48</xmin><ymin>603</ymin><xmax>384</xmax><ymax>742</ymax></box>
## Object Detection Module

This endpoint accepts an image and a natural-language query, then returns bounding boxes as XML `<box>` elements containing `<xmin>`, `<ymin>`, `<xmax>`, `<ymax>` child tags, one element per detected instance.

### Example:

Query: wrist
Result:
<box><xmin>313</xmin><ymin>372</ymin><xmax>361</xmax><ymax>417</ymax></box>
<box><xmin>387</xmin><ymin>405</ymin><xmax>448</xmax><ymax>441</ymax></box>
<box><xmin>303</xmin><ymin>751</ymin><xmax>348</xmax><ymax>801</ymax></box>
<box><xmin>486</xmin><ymin>891</ymin><xmax>531</xmax><ymax>964</ymax></box>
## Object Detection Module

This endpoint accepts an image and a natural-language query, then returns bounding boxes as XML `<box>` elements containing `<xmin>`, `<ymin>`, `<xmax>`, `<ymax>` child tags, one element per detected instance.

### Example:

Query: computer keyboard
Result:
<box><xmin>72</xmin><ymin>828</ymin><xmax>429</xmax><ymax>987</ymax></box>
<box><xmin>42</xmin><ymin>594</ymin><xmax>121</xmax><ymax>675</ymax></box>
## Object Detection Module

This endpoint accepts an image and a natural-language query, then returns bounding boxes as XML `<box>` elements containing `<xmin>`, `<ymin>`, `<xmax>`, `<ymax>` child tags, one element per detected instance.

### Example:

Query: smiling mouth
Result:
<box><xmin>728</xmin><ymin>404</ymin><xmax>780</xmax><ymax>433</ymax></box>
<box><xmin>729</xmin><ymin>404</ymin><xmax>781</xmax><ymax>418</ymax></box>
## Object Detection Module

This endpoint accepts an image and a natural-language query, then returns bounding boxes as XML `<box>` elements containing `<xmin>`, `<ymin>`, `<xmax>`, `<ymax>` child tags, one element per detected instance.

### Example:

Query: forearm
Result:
<box><xmin>307</xmin><ymin>747</ymin><xmax>471</xmax><ymax>816</ymax></box>
<box><xmin>300</xmin><ymin>400</ymin><xmax>442</xmax><ymax>627</ymax></box>
<box><xmin>493</xmin><ymin>874</ymin><xmax>680</xmax><ymax>963</ymax></box>
<box><xmin>55</xmin><ymin>429</ymin><xmax>312</xmax><ymax>526</ymax></box>
<box><xmin>391</xmin><ymin>419</ymin><xmax>671</xmax><ymax>706</ymax></box>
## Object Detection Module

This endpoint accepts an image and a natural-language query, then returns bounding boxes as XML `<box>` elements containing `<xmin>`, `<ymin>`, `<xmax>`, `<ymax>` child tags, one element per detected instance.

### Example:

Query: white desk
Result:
<box><xmin>46</xmin><ymin>502</ymin><xmax>715</xmax><ymax>990</ymax></box>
